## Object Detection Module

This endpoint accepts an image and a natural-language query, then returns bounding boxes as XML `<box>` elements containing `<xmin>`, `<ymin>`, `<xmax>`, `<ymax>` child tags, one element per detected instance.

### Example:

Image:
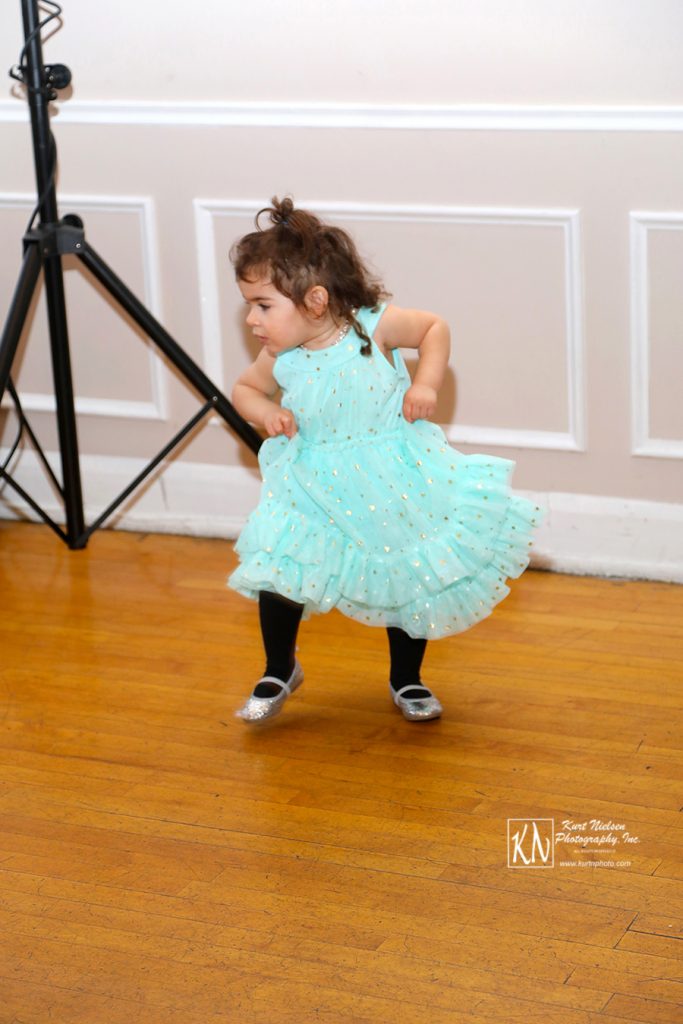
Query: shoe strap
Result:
<box><xmin>393</xmin><ymin>683</ymin><xmax>432</xmax><ymax>703</ymax></box>
<box><xmin>256</xmin><ymin>675</ymin><xmax>291</xmax><ymax>695</ymax></box>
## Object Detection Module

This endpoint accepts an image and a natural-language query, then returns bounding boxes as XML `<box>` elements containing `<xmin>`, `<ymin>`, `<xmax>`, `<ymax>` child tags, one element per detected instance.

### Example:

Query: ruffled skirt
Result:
<box><xmin>228</xmin><ymin>421</ymin><xmax>542</xmax><ymax>639</ymax></box>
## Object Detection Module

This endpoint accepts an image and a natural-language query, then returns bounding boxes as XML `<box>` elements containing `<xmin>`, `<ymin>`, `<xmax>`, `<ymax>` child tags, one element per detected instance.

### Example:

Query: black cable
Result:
<box><xmin>25</xmin><ymin>130</ymin><xmax>57</xmax><ymax>233</ymax></box>
<box><xmin>8</xmin><ymin>2</ymin><xmax>63</xmax><ymax>233</ymax></box>
<box><xmin>10</xmin><ymin>1</ymin><xmax>63</xmax><ymax>87</ymax></box>
<box><xmin>3</xmin><ymin>6</ymin><xmax>63</xmax><ymax>481</ymax></box>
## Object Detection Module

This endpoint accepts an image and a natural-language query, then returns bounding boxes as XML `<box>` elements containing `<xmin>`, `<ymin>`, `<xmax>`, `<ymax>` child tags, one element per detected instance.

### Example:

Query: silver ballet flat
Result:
<box><xmin>235</xmin><ymin>661</ymin><xmax>304</xmax><ymax>723</ymax></box>
<box><xmin>390</xmin><ymin>682</ymin><xmax>443</xmax><ymax>722</ymax></box>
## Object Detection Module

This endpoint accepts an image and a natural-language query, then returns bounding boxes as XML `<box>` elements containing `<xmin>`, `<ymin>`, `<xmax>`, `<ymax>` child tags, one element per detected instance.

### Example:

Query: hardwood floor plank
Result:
<box><xmin>616</xmin><ymin>929</ymin><xmax>683</xmax><ymax>959</ymax></box>
<box><xmin>602</xmin><ymin>994</ymin><xmax>683</xmax><ymax>1023</ymax></box>
<box><xmin>0</xmin><ymin>977</ymin><xmax>240</xmax><ymax>1024</ymax></box>
<box><xmin>377</xmin><ymin>926</ymin><xmax>683</xmax><ymax>982</ymax></box>
<box><xmin>565</xmin><ymin>965</ymin><xmax>683</xmax><ymax>1006</ymax></box>
<box><xmin>629</xmin><ymin>912</ymin><xmax>683</xmax><ymax>937</ymax></box>
<box><xmin>653</xmin><ymin>860</ymin><xmax>683</xmax><ymax>880</ymax></box>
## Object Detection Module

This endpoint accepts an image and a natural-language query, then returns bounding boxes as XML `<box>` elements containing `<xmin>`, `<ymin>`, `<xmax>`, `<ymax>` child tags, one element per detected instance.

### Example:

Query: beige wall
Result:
<box><xmin>3</xmin><ymin>0</ymin><xmax>683</xmax><ymax>105</ymax></box>
<box><xmin>1</xmin><ymin>1</ymin><xmax>682</xmax><ymax>579</ymax></box>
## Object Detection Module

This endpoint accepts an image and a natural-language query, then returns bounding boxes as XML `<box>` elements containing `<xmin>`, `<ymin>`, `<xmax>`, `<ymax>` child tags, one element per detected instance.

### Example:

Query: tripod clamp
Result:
<box><xmin>26</xmin><ymin>214</ymin><xmax>84</xmax><ymax>258</ymax></box>
<box><xmin>10</xmin><ymin>61</ymin><xmax>71</xmax><ymax>101</ymax></box>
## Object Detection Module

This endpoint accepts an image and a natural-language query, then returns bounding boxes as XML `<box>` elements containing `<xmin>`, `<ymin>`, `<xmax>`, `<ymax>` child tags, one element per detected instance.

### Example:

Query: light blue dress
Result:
<box><xmin>228</xmin><ymin>304</ymin><xmax>543</xmax><ymax>639</ymax></box>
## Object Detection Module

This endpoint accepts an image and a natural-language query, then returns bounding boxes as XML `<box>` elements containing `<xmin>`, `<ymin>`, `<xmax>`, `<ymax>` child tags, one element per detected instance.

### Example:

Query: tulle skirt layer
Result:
<box><xmin>228</xmin><ymin>421</ymin><xmax>542</xmax><ymax>639</ymax></box>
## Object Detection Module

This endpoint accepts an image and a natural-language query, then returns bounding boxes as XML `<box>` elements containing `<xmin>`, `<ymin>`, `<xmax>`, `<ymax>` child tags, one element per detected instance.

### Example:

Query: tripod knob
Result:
<box><xmin>63</xmin><ymin>214</ymin><xmax>83</xmax><ymax>229</ymax></box>
<box><xmin>44</xmin><ymin>64</ymin><xmax>71</xmax><ymax>90</ymax></box>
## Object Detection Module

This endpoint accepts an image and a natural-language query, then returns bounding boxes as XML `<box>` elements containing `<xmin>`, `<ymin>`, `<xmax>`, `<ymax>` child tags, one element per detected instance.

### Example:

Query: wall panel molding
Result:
<box><xmin>0</xmin><ymin>192</ymin><xmax>169</xmax><ymax>421</ymax></box>
<box><xmin>630</xmin><ymin>211</ymin><xmax>683</xmax><ymax>460</ymax></box>
<box><xmin>194</xmin><ymin>198</ymin><xmax>585</xmax><ymax>452</ymax></box>
<box><xmin>4</xmin><ymin>100</ymin><xmax>683</xmax><ymax>132</ymax></box>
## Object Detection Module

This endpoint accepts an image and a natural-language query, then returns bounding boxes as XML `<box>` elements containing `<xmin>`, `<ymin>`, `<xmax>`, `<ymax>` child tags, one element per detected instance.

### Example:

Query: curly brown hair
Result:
<box><xmin>230</xmin><ymin>196</ymin><xmax>389</xmax><ymax>356</ymax></box>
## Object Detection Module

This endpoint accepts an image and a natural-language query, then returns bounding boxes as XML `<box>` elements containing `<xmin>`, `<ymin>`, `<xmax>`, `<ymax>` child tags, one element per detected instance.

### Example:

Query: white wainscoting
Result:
<box><xmin>0</xmin><ymin>192</ymin><xmax>169</xmax><ymax>421</ymax></box>
<box><xmin>630</xmin><ymin>211</ymin><xmax>683</xmax><ymax>460</ymax></box>
<box><xmin>2</xmin><ymin>448</ymin><xmax>683</xmax><ymax>584</ymax></box>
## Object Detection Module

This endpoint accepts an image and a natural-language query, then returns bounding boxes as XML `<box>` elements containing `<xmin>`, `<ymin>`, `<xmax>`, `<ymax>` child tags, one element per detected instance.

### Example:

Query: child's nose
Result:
<box><xmin>246</xmin><ymin>308</ymin><xmax>258</xmax><ymax>326</ymax></box>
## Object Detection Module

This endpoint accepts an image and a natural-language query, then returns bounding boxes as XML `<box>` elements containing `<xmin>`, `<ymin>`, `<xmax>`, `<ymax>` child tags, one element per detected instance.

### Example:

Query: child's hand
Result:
<box><xmin>263</xmin><ymin>406</ymin><xmax>298</xmax><ymax>438</ymax></box>
<box><xmin>403</xmin><ymin>383</ymin><xmax>438</xmax><ymax>423</ymax></box>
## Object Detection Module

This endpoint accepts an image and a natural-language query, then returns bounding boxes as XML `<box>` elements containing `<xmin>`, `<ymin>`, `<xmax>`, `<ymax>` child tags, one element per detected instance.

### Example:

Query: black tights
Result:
<box><xmin>259</xmin><ymin>590</ymin><xmax>304</xmax><ymax>682</ymax></box>
<box><xmin>255</xmin><ymin>591</ymin><xmax>429</xmax><ymax>698</ymax></box>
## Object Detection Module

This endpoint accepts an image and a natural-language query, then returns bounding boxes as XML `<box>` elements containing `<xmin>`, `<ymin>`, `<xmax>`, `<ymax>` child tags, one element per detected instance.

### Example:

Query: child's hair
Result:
<box><xmin>230</xmin><ymin>196</ymin><xmax>389</xmax><ymax>356</ymax></box>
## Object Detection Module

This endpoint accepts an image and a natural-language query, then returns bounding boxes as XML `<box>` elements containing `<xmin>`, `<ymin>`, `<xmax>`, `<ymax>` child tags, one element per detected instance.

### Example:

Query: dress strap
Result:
<box><xmin>355</xmin><ymin>303</ymin><xmax>387</xmax><ymax>339</ymax></box>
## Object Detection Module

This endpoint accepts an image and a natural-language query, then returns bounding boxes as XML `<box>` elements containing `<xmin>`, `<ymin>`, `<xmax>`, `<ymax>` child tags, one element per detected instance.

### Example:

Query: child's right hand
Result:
<box><xmin>263</xmin><ymin>406</ymin><xmax>298</xmax><ymax>438</ymax></box>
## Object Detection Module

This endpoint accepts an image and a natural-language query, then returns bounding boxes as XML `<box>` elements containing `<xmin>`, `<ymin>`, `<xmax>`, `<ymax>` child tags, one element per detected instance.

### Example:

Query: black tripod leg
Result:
<box><xmin>0</xmin><ymin>242</ymin><xmax>42</xmax><ymax>406</ymax></box>
<box><xmin>42</xmin><ymin>252</ymin><xmax>86</xmax><ymax>547</ymax></box>
<box><xmin>0</xmin><ymin>241</ymin><xmax>86</xmax><ymax>548</ymax></box>
<box><xmin>77</xmin><ymin>242</ymin><xmax>263</xmax><ymax>454</ymax></box>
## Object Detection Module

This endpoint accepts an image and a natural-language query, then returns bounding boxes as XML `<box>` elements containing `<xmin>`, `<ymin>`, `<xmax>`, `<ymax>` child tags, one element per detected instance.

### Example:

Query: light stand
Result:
<box><xmin>0</xmin><ymin>0</ymin><xmax>262</xmax><ymax>548</ymax></box>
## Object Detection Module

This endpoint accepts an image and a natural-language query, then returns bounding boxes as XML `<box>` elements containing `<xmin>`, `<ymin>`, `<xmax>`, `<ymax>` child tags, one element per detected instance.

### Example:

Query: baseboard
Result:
<box><xmin>1</xmin><ymin>450</ymin><xmax>682</xmax><ymax>584</ymax></box>
<box><xmin>527</xmin><ymin>492</ymin><xmax>683</xmax><ymax>584</ymax></box>
<box><xmin>0</xmin><ymin>450</ymin><xmax>260</xmax><ymax>539</ymax></box>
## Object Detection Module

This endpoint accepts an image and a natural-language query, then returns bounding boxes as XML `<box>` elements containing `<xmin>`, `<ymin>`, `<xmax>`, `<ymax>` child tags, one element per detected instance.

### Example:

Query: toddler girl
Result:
<box><xmin>228</xmin><ymin>196</ymin><xmax>542</xmax><ymax>723</ymax></box>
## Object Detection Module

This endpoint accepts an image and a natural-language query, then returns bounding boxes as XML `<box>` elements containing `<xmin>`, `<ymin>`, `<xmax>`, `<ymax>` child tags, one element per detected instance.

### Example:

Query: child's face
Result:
<box><xmin>239</xmin><ymin>275</ymin><xmax>329</xmax><ymax>357</ymax></box>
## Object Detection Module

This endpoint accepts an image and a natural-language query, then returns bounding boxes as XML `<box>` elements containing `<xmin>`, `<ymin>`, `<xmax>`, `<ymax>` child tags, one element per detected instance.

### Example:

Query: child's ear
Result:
<box><xmin>304</xmin><ymin>285</ymin><xmax>329</xmax><ymax>319</ymax></box>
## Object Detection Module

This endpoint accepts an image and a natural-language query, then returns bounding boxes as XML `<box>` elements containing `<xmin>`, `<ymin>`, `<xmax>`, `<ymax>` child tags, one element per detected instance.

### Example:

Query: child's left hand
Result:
<box><xmin>403</xmin><ymin>383</ymin><xmax>438</xmax><ymax>423</ymax></box>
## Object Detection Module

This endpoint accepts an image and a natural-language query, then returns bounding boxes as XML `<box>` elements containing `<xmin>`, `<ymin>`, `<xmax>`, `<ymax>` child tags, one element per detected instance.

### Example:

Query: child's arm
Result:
<box><xmin>375</xmin><ymin>306</ymin><xmax>451</xmax><ymax>423</ymax></box>
<box><xmin>231</xmin><ymin>350</ymin><xmax>297</xmax><ymax>438</ymax></box>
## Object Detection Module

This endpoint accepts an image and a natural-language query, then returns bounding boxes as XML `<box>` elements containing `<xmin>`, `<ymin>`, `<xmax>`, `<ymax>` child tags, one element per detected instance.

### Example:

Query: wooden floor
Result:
<box><xmin>0</xmin><ymin>521</ymin><xmax>682</xmax><ymax>1024</ymax></box>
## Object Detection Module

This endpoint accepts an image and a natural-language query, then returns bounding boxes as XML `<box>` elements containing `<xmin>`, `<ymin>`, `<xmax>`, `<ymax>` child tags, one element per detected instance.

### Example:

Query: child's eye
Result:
<box><xmin>259</xmin><ymin>304</ymin><xmax>270</xmax><ymax>311</ymax></box>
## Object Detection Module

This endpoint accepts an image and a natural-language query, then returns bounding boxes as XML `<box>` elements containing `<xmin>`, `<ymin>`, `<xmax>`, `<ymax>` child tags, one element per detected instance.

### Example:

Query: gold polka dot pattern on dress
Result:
<box><xmin>227</xmin><ymin>305</ymin><xmax>542</xmax><ymax>640</ymax></box>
